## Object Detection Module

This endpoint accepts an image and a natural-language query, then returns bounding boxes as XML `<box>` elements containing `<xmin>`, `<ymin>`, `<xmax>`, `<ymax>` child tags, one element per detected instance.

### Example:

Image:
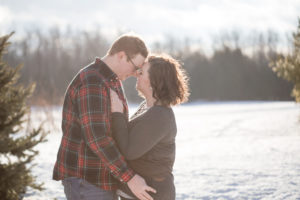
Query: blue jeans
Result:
<box><xmin>62</xmin><ymin>177</ymin><xmax>118</xmax><ymax>200</ymax></box>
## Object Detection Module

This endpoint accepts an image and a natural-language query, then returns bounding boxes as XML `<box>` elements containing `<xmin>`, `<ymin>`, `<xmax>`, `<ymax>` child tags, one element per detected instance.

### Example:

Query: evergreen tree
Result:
<box><xmin>0</xmin><ymin>33</ymin><xmax>47</xmax><ymax>200</ymax></box>
<box><xmin>271</xmin><ymin>18</ymin><xmax>300</xmax><ymax>102</ymax></box>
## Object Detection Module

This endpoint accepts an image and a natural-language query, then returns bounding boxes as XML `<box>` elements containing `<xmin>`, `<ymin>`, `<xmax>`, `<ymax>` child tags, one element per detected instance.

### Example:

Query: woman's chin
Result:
<box><xmin>136</xmin><ymin>87</ymin><xmax>145</xmax><ymax>97</ymax></box>
<box><xmin>136</xmin><ymin>84</ymin><xmax>141</xmax><ymax>92</ymax></box>
<box><xmin>136</xmin><ymin>88</ymin><xmax>143</xmax><ymax>94</ymax></box>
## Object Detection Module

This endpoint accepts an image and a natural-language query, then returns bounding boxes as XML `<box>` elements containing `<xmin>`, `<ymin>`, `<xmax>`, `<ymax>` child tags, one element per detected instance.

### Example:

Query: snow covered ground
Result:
<box><xmin>24</xmin><ymin>102</ymin><xmax>300</xmax><ymax>200</ymax></box>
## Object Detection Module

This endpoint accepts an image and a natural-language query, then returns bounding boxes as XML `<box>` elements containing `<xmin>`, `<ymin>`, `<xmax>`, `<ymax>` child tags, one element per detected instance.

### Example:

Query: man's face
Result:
<box><xmin>120</xmin><ymin>53</ymin><xmax>145</xmax><ymax>80</ymax></box>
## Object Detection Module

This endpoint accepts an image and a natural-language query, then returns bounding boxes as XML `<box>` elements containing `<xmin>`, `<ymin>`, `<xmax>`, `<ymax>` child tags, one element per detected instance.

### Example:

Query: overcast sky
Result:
<box><xmin>0</xmin><ymin>0</ymin><xmax>299</xmax><ymax>49</ymax></box>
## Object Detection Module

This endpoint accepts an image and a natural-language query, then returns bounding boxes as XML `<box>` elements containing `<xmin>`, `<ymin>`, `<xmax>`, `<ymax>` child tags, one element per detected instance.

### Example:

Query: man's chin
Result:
<box><xmin>120</xmin><ymin>76</ymin><xmax>127</xmax><ymax>81</ymax></box>
<box><xmin>122</xmin><ymin>75</ymin><xmax>132</xmax><ymax>81</ymax></box>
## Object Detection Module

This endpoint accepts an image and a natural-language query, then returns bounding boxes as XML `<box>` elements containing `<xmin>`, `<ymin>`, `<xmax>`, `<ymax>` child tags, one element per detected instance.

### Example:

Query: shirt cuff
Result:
<box><xmin>120</xmin><ymin>168</ymin><xmax>136</xmax><ymax>183</ymax></box>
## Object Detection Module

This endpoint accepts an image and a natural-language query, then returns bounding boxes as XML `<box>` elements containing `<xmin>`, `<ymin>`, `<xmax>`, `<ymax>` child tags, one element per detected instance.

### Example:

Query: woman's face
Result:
<box><xmin>136</xmin><ymin>62</ymin><xmax>151</xmax><ymax>96</ymax></box>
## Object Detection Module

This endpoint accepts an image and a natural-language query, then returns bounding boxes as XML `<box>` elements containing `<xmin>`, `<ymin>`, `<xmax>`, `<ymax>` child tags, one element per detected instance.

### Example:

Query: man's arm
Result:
<box><xmin>77</xmin><ymin>82</ymin><xmax>156</xmax><ymax>199</ymax></box>
<box><xmin>77</xmin><ymin>82</ymin><xmax>134</xmax><ymax>182</ymax></box>
<box><xmin>127</xmin><ymin>174</ymin><xmax>156</xmax><ymax>200</ymax></box>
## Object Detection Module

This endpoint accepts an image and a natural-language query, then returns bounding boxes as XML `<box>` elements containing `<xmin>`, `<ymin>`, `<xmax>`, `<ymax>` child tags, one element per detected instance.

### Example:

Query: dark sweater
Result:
<box><xmin>111</xmin><ymin>105</ymin><xmax>177</xmax><ymax>178</ymax></box>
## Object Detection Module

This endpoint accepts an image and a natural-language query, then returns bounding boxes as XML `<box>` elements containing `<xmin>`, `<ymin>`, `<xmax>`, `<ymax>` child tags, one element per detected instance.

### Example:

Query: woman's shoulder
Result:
<box><xmin>131</xmin><ymin>102</ymin><xmax>174</xmax><ymax>122</ymax></box>
<box><xmin>149</xmin><ymin>105</ymin><xmax>174</xmax><ymax>118</ymax></box>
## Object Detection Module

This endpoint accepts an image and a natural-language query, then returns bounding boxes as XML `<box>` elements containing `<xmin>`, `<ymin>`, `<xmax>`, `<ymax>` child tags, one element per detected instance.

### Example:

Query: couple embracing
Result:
<box><xmin>53</xmin><ymin>33</ymin><xmax>189</xmax><ymax>200</ymax></box>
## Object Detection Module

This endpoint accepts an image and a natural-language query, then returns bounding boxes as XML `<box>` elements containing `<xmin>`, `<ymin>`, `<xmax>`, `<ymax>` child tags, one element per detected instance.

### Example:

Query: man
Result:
<box><xmin>53</xmin><ymin>34</ymin><xmax>156</xmax><ymax>200</ymax></box>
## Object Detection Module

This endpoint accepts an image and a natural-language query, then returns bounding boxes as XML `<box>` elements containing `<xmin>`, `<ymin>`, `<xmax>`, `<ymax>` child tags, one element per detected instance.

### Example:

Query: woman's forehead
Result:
<box><xmin>142</xmin><ymin>61</ymin><xmax>150</xmax><ymax>68</ymax></box>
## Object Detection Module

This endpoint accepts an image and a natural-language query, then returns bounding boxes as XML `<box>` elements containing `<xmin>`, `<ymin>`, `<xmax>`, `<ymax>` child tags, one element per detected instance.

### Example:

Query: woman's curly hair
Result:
<box><xmin>148</xmin><ymin>54</ymin><xmax>190</xmax><ymax>106</ymax></box>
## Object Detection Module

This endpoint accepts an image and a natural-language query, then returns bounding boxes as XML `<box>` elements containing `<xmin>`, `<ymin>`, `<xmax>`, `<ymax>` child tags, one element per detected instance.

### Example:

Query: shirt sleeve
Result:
<box><xmin>77</xmin><ymin>82</ymin><xmax>135</xmax><ymax>183</ymax></box>
<box><xmin>111</xmin><ymin>107</ymin><xmax>170</xmax><ymax>160</ymax></box>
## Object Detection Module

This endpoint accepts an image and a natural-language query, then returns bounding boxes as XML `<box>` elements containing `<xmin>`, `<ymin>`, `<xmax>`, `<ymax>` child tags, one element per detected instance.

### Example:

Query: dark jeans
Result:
<box><xmin>62</xmin><ymin>177</ymin><xmax>118</xmax><ymax>200</ymax></box>
<box><xmin>119</xmin><ymin>174</ymin><xmax>176</xmax><ymax>200</ymax></box>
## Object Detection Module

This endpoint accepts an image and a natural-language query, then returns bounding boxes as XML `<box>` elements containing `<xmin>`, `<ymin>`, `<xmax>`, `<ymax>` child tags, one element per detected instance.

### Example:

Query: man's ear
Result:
<box><xmin>117</xmin><ymin>51</ymin><xmax>126</xmax><ymax>61</ymax></box>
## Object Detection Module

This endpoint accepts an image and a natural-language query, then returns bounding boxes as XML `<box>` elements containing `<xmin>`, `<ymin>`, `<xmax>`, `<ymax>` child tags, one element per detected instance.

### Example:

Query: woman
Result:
<box><xmin>110</xmin><ymin>54</ymin><xmax>190</xmax><ymax>200</ymax></box>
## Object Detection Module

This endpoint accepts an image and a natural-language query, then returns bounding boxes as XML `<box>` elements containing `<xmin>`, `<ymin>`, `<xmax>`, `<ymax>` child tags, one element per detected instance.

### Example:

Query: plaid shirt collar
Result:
<box><xmin>94</xmin><ymin>57</ymin><xmax>129</xmax><ymax>120</ymax></box>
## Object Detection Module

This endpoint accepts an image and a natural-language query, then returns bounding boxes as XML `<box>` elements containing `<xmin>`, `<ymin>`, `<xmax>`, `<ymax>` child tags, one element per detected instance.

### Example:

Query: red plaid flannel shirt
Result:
<box><xmin>53</xmin><ymin>58</ymin><xmax>135</xmax><ymax>190</ymax></box>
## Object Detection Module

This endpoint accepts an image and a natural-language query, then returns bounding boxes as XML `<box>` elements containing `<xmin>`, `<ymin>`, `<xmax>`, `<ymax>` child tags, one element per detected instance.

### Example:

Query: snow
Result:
<box><xmin>24</xmin><ymin>102</ymin><xmax>300</xmax><ymax>200</ymax></box>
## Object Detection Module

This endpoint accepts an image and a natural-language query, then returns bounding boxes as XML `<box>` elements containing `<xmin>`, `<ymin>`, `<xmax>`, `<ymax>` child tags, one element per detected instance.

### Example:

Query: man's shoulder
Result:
<box><xmin>78</xmin><ymin>62</ymin><xmax>105</xmax><ymax>85</ymax></box>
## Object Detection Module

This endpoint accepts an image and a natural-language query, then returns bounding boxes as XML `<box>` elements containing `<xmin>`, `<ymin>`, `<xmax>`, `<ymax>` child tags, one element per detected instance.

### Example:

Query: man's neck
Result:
<box><xmin>102</xmin><ymin>55</ymin><xmax>120</xmax><ymax>79</ymax></box>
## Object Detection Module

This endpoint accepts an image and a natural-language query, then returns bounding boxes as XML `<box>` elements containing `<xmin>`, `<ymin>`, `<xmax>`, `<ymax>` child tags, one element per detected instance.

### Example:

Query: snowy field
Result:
<box><xmin>24</xmin><ymin>101</ymin><xmax>300</xmax><ymax>200</ymax></box>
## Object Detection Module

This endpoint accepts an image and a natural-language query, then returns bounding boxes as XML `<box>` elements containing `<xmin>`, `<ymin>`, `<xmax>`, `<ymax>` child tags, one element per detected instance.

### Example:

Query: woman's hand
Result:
<box><xmin>110</xmin><ymin>89</ymin><xmax>123</xmax><ymax>113</ymax></box>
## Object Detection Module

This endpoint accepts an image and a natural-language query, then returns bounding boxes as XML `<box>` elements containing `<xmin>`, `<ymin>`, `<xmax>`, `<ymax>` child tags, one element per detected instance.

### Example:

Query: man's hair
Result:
<box><xmin>148</xmin><ymin>54</ymin><xmax>190</xmax><ymax>106</ymax></box>
<box><xmin>108</xmin><ymin>34</ymin><xmax>148</xmax><ymax>59</ymax></box>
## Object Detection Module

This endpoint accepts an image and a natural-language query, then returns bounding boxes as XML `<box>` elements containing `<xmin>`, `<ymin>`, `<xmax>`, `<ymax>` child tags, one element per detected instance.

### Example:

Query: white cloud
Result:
<box><xmin>0</xmin><ymin>0</ymin><xmax>299</xmax><ymax>49</ymax></box>
<box><xmin>0</xmin><ymin>6</ymin><xmax>13</xmax><ymax>34</ymax></box>
<box><xmin>0</xmin><ymin>5</ymin><xmax>12</xmax><ymax>21</ymax></box>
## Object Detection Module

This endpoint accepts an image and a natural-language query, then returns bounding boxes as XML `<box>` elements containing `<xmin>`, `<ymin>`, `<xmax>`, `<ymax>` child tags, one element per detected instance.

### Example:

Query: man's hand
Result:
<box><xmin>127</xmin><ymin>174</ymin><xmax>156</xmax><ymax>200</ymax></box>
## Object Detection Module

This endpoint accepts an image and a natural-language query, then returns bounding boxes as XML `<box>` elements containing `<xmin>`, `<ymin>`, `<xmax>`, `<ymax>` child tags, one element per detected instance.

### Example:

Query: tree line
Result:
<box><xmin>271</xmin><ymin>18</ymin><xmax>300</xmax><ymax>103</ymax></box>
<box><xmin>3</xmin><ymin>28</ymin><xmax>293</xmax><ymax>105</ymax></box>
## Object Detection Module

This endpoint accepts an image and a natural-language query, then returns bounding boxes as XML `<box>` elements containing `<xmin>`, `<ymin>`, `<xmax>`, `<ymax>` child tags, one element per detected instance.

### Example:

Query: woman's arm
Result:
<box><xmin>111</xmin><ymin>107</ymin><xmax>170</xmax><ymax>160</ymax></box>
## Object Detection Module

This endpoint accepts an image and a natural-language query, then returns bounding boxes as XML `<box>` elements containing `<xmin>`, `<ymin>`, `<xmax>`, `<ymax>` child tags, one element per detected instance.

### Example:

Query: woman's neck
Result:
<box><xmin>144</xmin><ymin>93</ymin><xmax>158</xmax><ymax>108</ymax></box>
<box><xmin>145</xmin><ymin>98</ymin><xmax>164</xmax><ymax>108</ymax></box>
<box><xmin>145</xmin><ymin>98</ymin><xmax>155</xmax><ymax>108</ymax></box>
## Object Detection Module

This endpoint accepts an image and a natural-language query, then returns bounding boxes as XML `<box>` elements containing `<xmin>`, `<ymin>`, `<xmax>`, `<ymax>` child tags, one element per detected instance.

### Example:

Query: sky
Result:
<box><xmin>0</xmin><ymin>0</ymin><xmax>299</xmax><ymax>51</ymax></box>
